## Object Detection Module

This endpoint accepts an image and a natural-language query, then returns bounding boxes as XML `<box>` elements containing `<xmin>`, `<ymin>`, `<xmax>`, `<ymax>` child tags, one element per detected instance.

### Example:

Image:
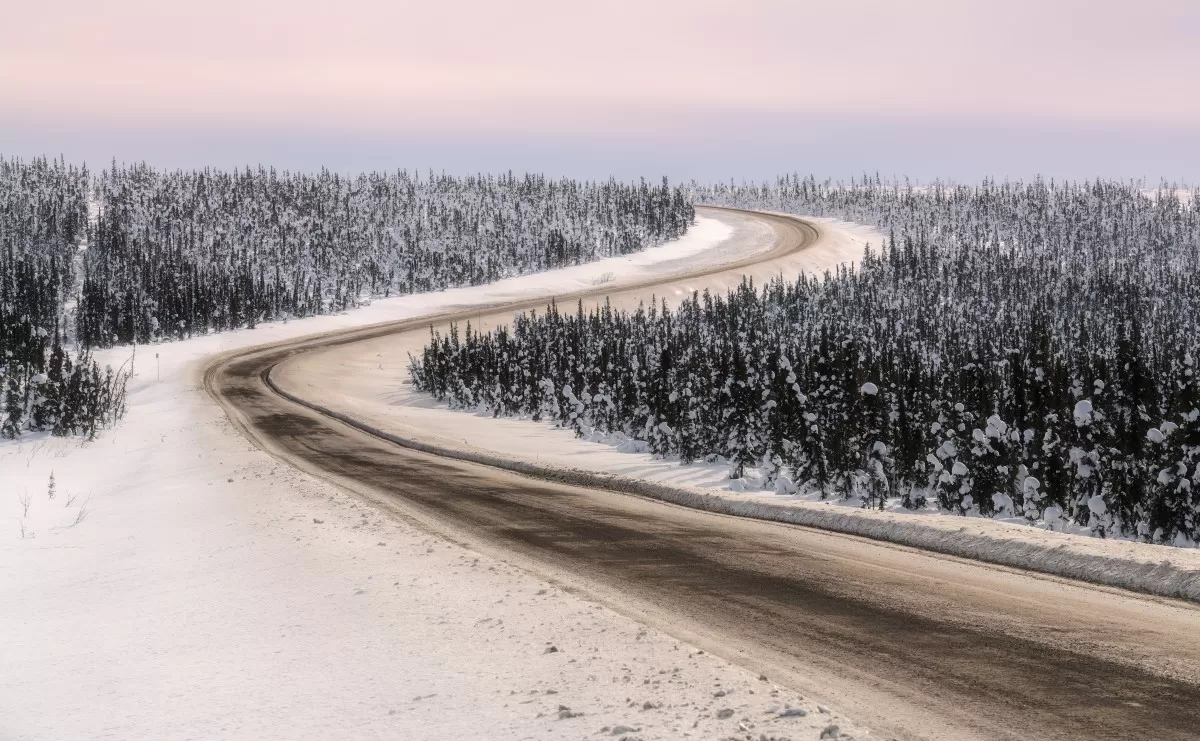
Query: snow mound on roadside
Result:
<box><xmin>271</xmin><ymin>373</ymin><xmax>1200</xmax><ymax>603</ymax></box>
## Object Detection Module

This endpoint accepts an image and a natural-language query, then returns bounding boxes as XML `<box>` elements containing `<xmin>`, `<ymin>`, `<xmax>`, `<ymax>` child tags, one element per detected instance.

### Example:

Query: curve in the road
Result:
<box><xmin>206</xmin><ymin>208</ymin><xmax>1200</xmax><ymax>741</ymax></box>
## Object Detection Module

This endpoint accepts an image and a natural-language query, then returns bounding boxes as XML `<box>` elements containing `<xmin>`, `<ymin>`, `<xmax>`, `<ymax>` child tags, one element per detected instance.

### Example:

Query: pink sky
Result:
<box><xmin>3</xmin><ymin>0</ymin><xmax>1198</xmax><ymax>178</ymax></box>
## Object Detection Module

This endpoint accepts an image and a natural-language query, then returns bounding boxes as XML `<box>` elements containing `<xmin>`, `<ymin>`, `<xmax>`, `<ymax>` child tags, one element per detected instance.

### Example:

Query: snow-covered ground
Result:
<box><xmin>1</xmin><ymin>211</ymin><xmax>865</xmax><ymax>740</ymax></box>
<box><xmin>274</xmin><ymin>212</ymin><xmax>1200</xmax><ymax>602</ymax></box>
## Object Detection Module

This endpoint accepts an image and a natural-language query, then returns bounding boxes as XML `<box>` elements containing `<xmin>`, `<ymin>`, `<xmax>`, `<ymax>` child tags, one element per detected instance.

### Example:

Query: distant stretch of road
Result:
<box><xmin>206</xmin><ymin>207</ymin><xmax>1200</xmax><ymax>741</ymax></box>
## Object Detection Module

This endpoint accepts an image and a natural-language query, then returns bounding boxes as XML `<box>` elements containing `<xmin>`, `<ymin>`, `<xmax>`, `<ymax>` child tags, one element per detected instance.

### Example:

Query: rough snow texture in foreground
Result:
<box><xmin>0</xmin><ymin>214</ymin><xmax>864</xmax><ymax>740</ymax></box>
<box><xmin>279</xmin><ymin>213</ymin><xmax>1200</xmax><ymax>604</ymax></box>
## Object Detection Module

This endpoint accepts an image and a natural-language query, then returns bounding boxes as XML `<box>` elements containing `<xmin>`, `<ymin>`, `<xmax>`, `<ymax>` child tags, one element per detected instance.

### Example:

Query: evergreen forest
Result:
<box><xmin>0</xmin><ymin>156</ymin><xmax>693</xmax><ymax>438</ymax></box>
<box><xmin>411</xmin><ymin>177</ymin><xmax>1200</xmax><ymax>545</ymax></box>
<box><xmin>1</xmin><ymin>157</ymin><xmax>127</xmax><ymax>439</ymax></box>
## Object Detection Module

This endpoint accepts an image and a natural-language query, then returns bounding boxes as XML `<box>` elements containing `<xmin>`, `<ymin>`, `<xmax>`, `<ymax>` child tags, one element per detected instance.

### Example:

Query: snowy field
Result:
<box><xmin>0</xmin><ymin>211</ymin><xmax>864</xmax><ymax>740</ymax></box>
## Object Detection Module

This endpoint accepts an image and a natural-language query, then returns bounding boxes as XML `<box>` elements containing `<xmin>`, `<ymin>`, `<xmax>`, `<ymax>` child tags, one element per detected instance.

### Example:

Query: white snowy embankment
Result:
<box><xmin>0</xmin><ymin>212</ymin><xmax>865</xmax><ymax>741</ymax></box>
<box><xmin>283</xmin><ymin>214</ymin><xmax>1200</xmax><ymax>604</ymax></box>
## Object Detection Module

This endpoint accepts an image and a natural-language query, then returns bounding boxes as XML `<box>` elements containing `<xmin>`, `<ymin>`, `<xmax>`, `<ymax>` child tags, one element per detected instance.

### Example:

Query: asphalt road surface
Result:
<box><xmin>207</xmin><ymin>208</ymin><xmax>1200</xmax><ymax>741</ymax></box>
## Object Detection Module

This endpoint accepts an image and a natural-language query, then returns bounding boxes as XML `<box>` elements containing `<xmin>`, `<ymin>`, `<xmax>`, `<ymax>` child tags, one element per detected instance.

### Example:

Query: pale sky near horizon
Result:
<box><xmin>3</xmin><ymin>0</ymin><xmax>1198</xmax><ymax>181</ymax></box>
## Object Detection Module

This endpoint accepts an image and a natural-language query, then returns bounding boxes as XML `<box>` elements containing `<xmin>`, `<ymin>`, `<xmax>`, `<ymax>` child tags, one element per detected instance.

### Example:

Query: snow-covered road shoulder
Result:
<box><xmin>264</xmin><ymin>379</ymin><xmax>1200</xmax><ymax>603</ymax></box>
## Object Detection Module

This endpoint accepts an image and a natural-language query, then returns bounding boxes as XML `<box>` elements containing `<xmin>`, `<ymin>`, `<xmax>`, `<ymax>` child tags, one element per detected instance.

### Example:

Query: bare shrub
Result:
<box><xmin>71</xmin><ymin>501</ymin><xmax>91</xmax><ymax>527</ymax></box>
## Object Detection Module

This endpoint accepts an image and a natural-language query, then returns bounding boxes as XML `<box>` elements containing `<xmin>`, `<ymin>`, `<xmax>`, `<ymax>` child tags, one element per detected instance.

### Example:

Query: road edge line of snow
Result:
<box><xmin>263</xmin><ymin>369</ymin><xmax>1200</xmax><ymax>604</ymax></box>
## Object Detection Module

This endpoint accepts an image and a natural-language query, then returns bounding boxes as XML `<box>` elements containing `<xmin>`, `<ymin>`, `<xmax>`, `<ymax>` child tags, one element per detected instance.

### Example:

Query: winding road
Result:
<box><xmin>206</xmin><ymin>208</ymin><xmax>1200</xmax><ymax>741</ymax></box>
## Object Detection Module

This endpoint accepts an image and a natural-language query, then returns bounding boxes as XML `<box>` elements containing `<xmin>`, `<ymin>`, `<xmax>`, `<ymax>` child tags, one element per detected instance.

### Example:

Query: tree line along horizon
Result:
<box><xmin>4</xmin><ymin>155</ymin><xmax>1199</xmax><ymax>545</ymax></box>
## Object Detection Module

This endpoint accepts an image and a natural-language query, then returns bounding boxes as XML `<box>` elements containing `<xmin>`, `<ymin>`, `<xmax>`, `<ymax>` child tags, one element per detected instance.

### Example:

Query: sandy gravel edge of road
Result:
<box><xmin>264</xmin><ymin>368</ymin><xmax>1200</xmax><ymax>603</ymax></box>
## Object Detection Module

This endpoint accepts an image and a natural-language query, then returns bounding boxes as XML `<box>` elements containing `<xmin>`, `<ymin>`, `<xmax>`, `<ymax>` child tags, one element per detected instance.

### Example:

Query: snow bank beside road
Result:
<box><xmin>269</xmin><ymin>383</ymin><xmax>1200</xmax><ymax>603</ymax></box>
<box><xmin>2</xmin><ymin>405</ymin><xmax>853</xmax><ymax>740</ymax></box>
